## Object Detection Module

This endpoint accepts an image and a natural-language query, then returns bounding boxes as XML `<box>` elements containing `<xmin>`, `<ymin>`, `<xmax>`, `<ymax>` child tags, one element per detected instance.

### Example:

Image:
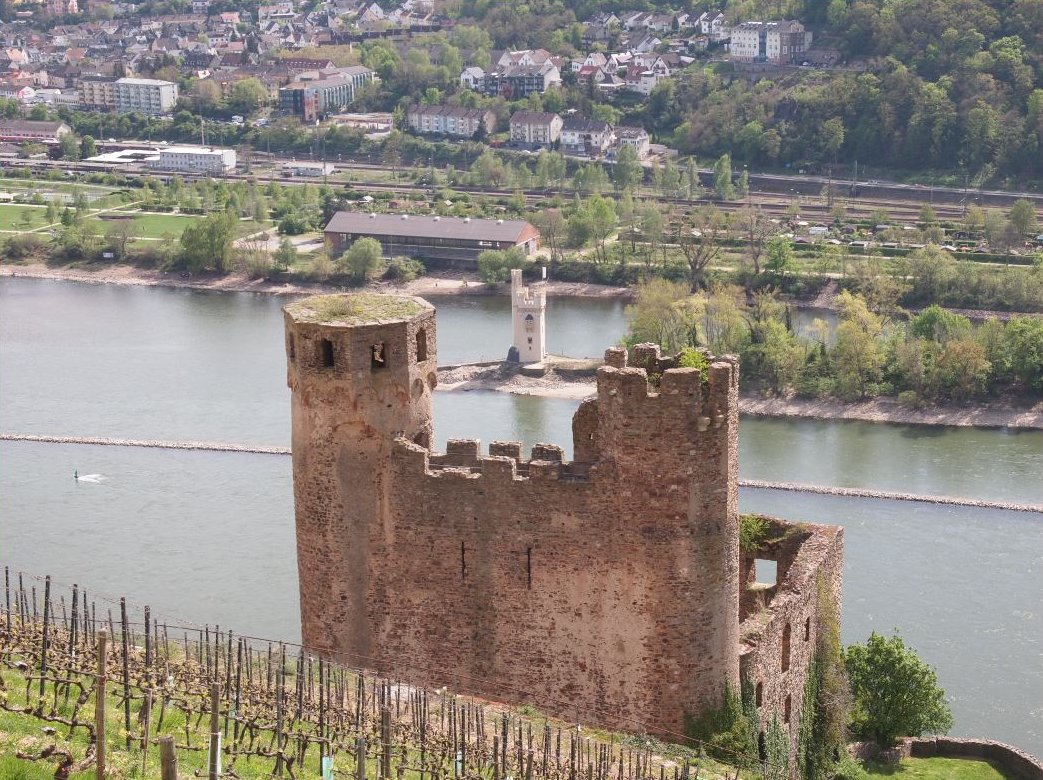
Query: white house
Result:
<box><xmin>459</xmin><ymin>66</ymin><xmax>485</xmax><ymax>91</ymax></box>
<box><xmin>613</xmin><ymin>126</ymin><xmax>650</xmax><ymax>159</ymax></box>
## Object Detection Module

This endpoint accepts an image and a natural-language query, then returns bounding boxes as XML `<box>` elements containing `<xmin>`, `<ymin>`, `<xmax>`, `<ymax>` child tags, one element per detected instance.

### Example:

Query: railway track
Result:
<box><xmin>0</xmin><ymin>157</ymin><xmax>984</xmax><ymax>227</ymax></box>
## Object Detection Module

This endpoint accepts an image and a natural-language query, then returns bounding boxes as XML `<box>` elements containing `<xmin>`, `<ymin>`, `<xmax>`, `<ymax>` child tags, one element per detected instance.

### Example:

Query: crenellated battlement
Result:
<box><xmin>393</xmin><ymin>438</ymin><xmax>595</xmax><ymax>484</ymax></box>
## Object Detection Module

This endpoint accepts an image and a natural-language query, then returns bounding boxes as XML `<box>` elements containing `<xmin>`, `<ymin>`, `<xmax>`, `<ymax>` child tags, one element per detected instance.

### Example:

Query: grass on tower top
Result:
<box><xmin>289</xmin><ymin>293</ymin><xmax>427</xmax><ymax>324</ymax></box>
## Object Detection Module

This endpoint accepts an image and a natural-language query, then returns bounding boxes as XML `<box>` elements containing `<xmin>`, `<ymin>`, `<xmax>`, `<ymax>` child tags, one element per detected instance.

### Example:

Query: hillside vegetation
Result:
<box><xmin>441</xmin><ymin>0</ymin><xmax>1043</xmax><ymax>184</ymax></box>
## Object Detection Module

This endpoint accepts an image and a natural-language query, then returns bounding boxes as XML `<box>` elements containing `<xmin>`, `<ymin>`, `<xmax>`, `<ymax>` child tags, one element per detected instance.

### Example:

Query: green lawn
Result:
<box><xmin>0</xmin><ymin>202</ymin><xmax>52</xmax><ymax>231</ymax></box>
<box><xmin>865</xmin><ymin>757</ymin><xmax>1017</xmax><ymax>780</ymax></box>
<box><xmin>91</xmin><ymin>212</ymin><xmax>270</xmax><ymax>240</ymax></box>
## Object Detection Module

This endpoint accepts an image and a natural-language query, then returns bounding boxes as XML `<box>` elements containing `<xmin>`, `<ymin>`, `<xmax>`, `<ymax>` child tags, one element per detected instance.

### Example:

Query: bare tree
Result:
<box><xmin>676</xmin><ymin>206</ymin><xmax>727</xmax><ymax>291</ymax></box>
<box><xmin>738</xmin><ymin>206</ymin><xmax>774</xmax><ymax>280</ymax></box>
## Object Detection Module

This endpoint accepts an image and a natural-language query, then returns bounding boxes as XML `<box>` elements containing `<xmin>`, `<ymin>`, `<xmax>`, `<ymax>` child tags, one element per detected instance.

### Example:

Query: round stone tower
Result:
<box><xmin>284</xmin><ymin>293</ymin><xmax>436</xmax><ymax>658</ymax></box>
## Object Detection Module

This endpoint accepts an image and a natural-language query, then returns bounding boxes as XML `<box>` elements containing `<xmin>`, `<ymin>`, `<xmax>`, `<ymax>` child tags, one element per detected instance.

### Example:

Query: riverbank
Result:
<box><xmin>435</xmin><ymin>363</ymin><xmax>1043</xmax><ymax>430</ymax></box>
<box><xmin>0</xmin><ymin>261</ymin><xmax>633</xmax><ymax>299</ymax></box>
<box><xmin>741</xmin><ymin>395</ymin><xmax>1043</xmax><ymax>430</ymax></box>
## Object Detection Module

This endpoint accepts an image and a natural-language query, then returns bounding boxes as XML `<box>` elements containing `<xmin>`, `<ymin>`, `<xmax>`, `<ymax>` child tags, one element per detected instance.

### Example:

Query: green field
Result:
<box><xmin>0</xmin><ymin>202</ymin><xmax>53</xmax><ymax>231</ymax></box>
<box><xmin>89</xmin><ymin>212</ymin><xmax>270</xmax><ymax>240</ymax></box>
<box><xmin>866</xmin><ymin>757</ymin><xmax>1017</xmax><ymax>780</ymax></box>
<box><xmin>92</xmin><ymin>211</ymin><xmax>205</xmax><ymax>239</ymax></box>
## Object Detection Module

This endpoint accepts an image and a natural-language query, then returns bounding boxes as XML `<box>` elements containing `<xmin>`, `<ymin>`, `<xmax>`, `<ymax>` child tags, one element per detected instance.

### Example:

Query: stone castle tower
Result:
<box><xmin>284</xmin><ymin>293</ymin><xmax>437</xmax><ymax>655</ymax></box>
<box><xmin>510</xmin><ymin>268</ymin><xmax>546</xmax><ymax>364</ymax></box>
<box><xmin>285</xmin><ymin>292</ymin><xmax>842</xmax><ymax>750</ymax></box>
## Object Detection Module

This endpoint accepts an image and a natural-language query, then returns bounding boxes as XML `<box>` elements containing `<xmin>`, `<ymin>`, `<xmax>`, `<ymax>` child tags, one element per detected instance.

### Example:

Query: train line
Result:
<box><xmin>0</xmin><ymin>157</ymin><xmax>989</xmax><ymax>227</ymax></box>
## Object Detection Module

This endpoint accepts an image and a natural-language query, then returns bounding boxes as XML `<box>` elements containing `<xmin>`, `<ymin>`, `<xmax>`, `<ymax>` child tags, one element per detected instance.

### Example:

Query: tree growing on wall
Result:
<box><xmin>845</xmin><ymin>631</ymin><xmax>953</xmax><ymax>747</ymax></box>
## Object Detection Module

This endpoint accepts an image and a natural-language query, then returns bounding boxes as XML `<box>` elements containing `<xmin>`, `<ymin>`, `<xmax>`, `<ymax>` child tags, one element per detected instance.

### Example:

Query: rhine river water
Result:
<box><xmin>1</xmin><ymin>277</ymin><xmax>1041</xmax><ymax>756</ymax></box>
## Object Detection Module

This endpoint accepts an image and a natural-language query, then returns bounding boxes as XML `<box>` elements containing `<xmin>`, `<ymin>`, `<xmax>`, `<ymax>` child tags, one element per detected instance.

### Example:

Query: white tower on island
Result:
<box><xmin>510</xmin><ymin>268</ymin><xmax>547</xmax><ymax>364</ymax></box>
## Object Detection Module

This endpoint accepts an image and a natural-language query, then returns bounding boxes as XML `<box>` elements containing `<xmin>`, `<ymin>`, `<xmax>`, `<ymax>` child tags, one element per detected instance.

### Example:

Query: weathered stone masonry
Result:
<box><xmin>285</xmin><ymin>293</ymin><xmax>843</xmax><ymax>750</ymax></box>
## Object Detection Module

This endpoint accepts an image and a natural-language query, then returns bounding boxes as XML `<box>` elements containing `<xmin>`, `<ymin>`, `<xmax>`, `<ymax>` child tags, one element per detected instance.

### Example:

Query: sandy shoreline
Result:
<box><xmin>0</xmin><ymin>261</ymin><xmax>633</xmax><ymax>299</ymax></box>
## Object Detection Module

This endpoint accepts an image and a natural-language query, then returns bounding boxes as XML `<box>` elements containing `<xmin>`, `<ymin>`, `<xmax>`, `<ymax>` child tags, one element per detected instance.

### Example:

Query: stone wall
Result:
<box><xmin>851</xmin><ymin>738</ymin><xmax>1043</xmax><ymax>780</ymax></box>
<box><xmin>739</xmin><ymin>517</ymin><xmax>844</xmax><ymax>760</ymax></box>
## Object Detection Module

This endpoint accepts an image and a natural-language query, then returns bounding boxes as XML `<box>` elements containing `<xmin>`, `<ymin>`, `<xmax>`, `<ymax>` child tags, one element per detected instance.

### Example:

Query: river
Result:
<box><xmin>1</xmin><ymin>277</ymin><xmax>1040</xmax><ymax>755</ymax></box>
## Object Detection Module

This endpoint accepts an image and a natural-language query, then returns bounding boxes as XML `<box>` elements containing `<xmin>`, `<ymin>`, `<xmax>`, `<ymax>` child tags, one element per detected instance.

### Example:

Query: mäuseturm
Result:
<box><xmin>284</xmin><ymin>292</ymin><xmax>843</xmax><ymax>758</ymax></box>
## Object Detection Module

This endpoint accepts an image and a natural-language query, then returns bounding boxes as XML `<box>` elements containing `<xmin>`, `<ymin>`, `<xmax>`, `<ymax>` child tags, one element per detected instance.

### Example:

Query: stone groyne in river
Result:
<box><xmin>5</xmin><ymin>434</ymin><xmax>1041</xmax><ymax>514</ymax></box>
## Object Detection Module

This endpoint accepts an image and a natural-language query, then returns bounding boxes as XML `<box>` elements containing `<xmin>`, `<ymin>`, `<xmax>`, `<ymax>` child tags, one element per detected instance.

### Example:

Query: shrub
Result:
<box><xmin>3</xmin><ymin>234</ymin><xmax>44</xmax><ymax>260</ymax></box>
<box><xmin>677</xmin><ymin>347</ymin><xmax>710</xmax><ymax>372</ymax></box>
<box><xmin>739</xmin><ymin>514</ymin><xmax>770</xmax><ymax>553</ymax></box>
<box><xmin>477</xmin><ymin>247</ymin><xmax>527</xmax><ymax>283</ymax></box>
<box><xmin>384</xmin><ymin>255</ymin><xmax>425</xmax><ymax>282</ymax></box>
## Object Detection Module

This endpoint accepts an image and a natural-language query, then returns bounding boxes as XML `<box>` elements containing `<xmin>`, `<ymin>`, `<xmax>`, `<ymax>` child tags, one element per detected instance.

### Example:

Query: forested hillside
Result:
<box><xmin>443</xmin><ymin>0</ymin><xmax>1043</xmax><ymax>183</ymax></box>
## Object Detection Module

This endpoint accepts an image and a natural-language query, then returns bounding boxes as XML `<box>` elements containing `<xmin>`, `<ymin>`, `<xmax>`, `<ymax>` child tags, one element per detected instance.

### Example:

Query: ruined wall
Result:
<box><xmin>739</xmin><ymin>517</ymin><xmax>844</xmax><ymax>760</ymax></box>
<box><xmin>362</xmin><ymin>348</ymin><xmax>740</xmax><ymax>737</ymax></box>
<box><xmin>287</xmin><ymin>295</ymin><xmax>842</xmax><ymax>753</ymax></box>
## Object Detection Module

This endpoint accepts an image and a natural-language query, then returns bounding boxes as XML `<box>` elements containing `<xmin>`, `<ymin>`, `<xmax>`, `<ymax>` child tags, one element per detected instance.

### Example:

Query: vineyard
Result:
<box><xmin>0</xmin><ymin>571</ymin><xmax>758</xmax><ymax>780</ymax></box>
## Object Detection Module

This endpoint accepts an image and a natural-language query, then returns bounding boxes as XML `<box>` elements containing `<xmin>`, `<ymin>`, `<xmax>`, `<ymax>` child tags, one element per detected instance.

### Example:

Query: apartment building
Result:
<box><xmin>78</xmin><ymin>76</ymin><xmax>117</xmax><ymax>110</ymax></box>
<box><xmin>113</xmin><ymin>77</ymin><xmax>179</xmax><ymax>115</ymax></box>
<box><xmin>406</xmin><ymin>104</ymin><xmax>495</xmax><ymax>138</ymax></box>
<box><xmin>560</xmin><ymin>117</ymin><xmax>613</xmax><ymax>157</ymax></box>
<box><xmin>729</xmin><ymin>20</ymin><xmax>811</xmax><ymax>63</ymax></box>
<box><xmin>279</xmin><ymin>66</ymin><xmax>375</xmax><ymax>121</ymax></box>
<box><xmin>508</xmin><ymin>111</ymin><xmax>562</xmax><ymax>147</ymax></box>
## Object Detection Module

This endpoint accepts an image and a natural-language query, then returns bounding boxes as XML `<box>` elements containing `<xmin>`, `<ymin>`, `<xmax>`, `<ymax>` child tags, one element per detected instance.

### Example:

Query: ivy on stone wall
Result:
<box><xmin>797</xmin><ymin>575</ymin><xmax>850</xmax><ymax>780</ymax></box>
<box><xmin>683</xmin><ymin>682</ymin><xmax>758</xmax><ymax>769</ymax></box>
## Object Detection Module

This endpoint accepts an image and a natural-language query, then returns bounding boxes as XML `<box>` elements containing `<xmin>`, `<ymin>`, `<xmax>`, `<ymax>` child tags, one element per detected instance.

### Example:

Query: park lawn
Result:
<box><xmin>91</xmin><ymin>211</ymin><xmax>204</xmax><ymax>239</ymax></box>
<box><xmin>864</xmin><ymin>757</ymin><xmax>1017</xmax><ymax>780</ymax></box>
<box><xmin>91</xmin><ymin>212</ymin><xmax>271</xmax><ymax>240</ymax></box>
<box><xmin>0</xmin><ymin>202</ymin><xmax>53</xmax><ymax>231</ymax></box>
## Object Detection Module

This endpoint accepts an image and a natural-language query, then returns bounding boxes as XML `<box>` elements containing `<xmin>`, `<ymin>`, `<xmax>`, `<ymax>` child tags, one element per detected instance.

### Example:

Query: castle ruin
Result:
<box><xmin>285</xmin><ymin>292</ymin><xmax>843</xmax><ymax>757</ymax></box>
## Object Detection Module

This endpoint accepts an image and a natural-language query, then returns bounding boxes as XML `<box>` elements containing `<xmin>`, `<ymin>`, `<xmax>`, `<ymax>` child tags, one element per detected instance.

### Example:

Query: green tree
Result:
<box><xmin>845</xmin><ymin>632</ymin><xmax>953</xmax><ymax>747</ymax></box>
<box><xmin>910</xmin><ymin>305</ymin><xmax>970</xmax><ymax>343</ymax></box>
<box><xmin>80</xmin><ymin>135</ymin><xmax>97</xmax><ymax>159</ymax></box>
<box><xmin>905</xmin><ymin>245</ymin><xmax>956</xmax><ymax>303</ymax></box>
<box><xmin>831</xmin><ymin>291</ymin><xmax>885</xmax><ymax>400</ymax></box>
<box><xmin>579</xmin><ymin>194</ymin><xmax>616</xmax><ymax>264</ymax></box>
<box><xmin>613</xmin><ymin>145</ymin><xmax>642</xmax><ymax>191</ymax></box>
<box><xmin>58</xmin><ymin>132</ymin><xmax>80</xmax><ymax>161</ymax></box>
<box><xmin>1008</xmin><ymin>198</ymin><xmax>1038</xmax><ymax>236</ymax></box>
<box><xmin>1000</xmin><ymin>316</ymin><xmax>1043</xmax><ymax>392</ymax></box>
<box><xmin>624</xmin><ymin>280</ymin><xmax>700</xmax><ymax>354</ymax></box>
<box><xmin>178</xmin><ymin>210</ymin><xmax>239</xmax><ymax>273</ymax></box>
<box><xmin>273</xmin><ymin>236</ymin><xmax>298</xmax><ymax>271</ymax></box>
<box><xmin>340</xmin><ymin>236</ymin><xmax>385</xmax><ymax>282</ymax></box>
<box><xmin>574</xmin><ymin>163</ymin><xmax>609</xmax><ymax>195</ymax></box>
<box><xmin>764</xmin><ymin>236</ymin><xmax>795</xmax><ymax>282</ymax></box>
<box><xmin>477</xmin><ymin>247</ymin><xmax>527</xmax><ymax>283</ymax></box>
<box><xmin>713</xmin><ymin>154</ymin><xmax>735</xmax><ymax>201</ymax></box>
<box><xmin>228</xmin><ymin>78</ymin><xmax>269</xmax><ymax>115</ymax></box>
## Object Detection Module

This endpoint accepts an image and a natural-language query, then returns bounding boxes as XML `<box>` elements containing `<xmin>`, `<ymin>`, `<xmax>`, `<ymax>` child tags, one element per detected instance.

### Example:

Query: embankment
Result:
<box><xmin>0</xmin><ymin>262</ymin><xmax>632</xmax><ymax>299</ymax></box>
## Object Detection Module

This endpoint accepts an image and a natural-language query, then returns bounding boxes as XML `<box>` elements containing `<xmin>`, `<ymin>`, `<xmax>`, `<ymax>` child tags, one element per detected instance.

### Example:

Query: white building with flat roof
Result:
<box><xmin>114</xmin><ymin>77</ymin><xmax>179</xmax><ymax>115</ymax></box>
<box><xmin>147</xmin><ymin>145</ymin><xmax>236</xmax><ymax>172</ymax></box>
